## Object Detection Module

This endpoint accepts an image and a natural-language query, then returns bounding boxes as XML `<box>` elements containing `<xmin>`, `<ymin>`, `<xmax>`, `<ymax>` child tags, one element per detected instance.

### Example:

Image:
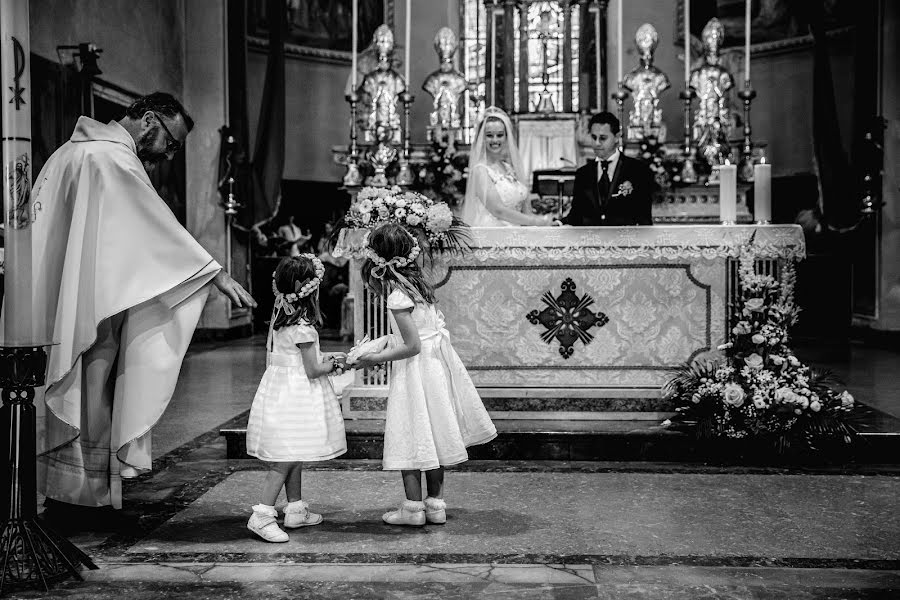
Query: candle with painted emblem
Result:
<box><xmin>718</xmin><ymin>161</ymin><xmax>737</xmax><ymax>224</ymax></box>
<box><xmin>1</xmin><ymin>1</ymin><xmax>34</xmax><ymax>343</ymax></box>
<box><xmin>753</xmin><ymin>159</ymin><xmax>772</xmax><ymax>223</ymax></box>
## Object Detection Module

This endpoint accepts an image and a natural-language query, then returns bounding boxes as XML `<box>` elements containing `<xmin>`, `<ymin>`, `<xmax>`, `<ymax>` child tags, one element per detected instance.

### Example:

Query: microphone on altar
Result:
<box><xmin>559</xmin><ymin>157</ymin><xmax>576</xmax><ymax>166</ymax></box>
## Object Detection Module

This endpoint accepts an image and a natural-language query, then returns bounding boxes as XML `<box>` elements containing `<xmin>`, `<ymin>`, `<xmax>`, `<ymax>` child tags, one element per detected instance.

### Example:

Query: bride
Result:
<box><xmin>460</xmin><ymin>107</ymin><xmax>555</xmax><ymax>227</ymax></box>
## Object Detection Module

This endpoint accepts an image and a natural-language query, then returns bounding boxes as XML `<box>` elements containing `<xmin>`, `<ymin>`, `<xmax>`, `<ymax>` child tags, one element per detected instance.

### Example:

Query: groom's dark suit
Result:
<box><xmin>564</xmin><ymin>155</ymin><xmax>654</xmax><ymax>226</ymax></box>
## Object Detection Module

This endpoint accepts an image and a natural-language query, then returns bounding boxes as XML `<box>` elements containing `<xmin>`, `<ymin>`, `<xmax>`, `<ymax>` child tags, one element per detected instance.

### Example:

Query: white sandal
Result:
<box><xmin>283</xmin><ymin>500</ymin><xmax>323</xmax><ymax>529</ymax></box>
<box><xmin>382</xmin><ymin>500</ymin><xmax>426</xmax><ymax>526</ymax></box>
<box><xmin>247</xmin><ymin>504</ymin><xmax>289</xmax><ymax>543</ymax></box>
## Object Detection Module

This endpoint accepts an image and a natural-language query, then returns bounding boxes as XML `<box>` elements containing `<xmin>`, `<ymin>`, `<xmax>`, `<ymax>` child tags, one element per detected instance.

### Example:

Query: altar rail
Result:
<box><xmin>336</xmin><ymin>225</ymin><xmax>805</xmax><ymax>420</ymax></box>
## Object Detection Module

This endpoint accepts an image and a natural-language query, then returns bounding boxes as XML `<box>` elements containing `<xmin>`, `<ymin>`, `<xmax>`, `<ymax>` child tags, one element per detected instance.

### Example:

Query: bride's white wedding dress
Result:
<box><xmin>466</xmin><ymin>161</ymin><xmax>530</xmax><ymax>227</ymax></box>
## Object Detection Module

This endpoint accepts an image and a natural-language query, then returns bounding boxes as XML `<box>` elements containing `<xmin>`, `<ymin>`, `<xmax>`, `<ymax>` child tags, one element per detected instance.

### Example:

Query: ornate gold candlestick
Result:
<box><xmin>738</xmin><ymin>81</ymin><xmax>756</xmax><ymax>182</ymax></box>
<box><xmin>396</xmin><ymin>91</ymin><xmax>415</xmax><ymax>186</ymax></box>
<box><xmin>343</xmin><ymin>92</ymin><xmax>363</xmax><ymax>187</ymax></box>
<box><xmin>679</xmin><ymin>87</ymin><xmax>697</xmax><ymax>183</ymax></box>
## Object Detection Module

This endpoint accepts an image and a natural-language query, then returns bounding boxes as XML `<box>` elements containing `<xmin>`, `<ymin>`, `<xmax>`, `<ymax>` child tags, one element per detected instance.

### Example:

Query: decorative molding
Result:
<box><xmin>247</xmin><ymin>36</ymin><xmax>352</xmax><ymax>64</ymax></box>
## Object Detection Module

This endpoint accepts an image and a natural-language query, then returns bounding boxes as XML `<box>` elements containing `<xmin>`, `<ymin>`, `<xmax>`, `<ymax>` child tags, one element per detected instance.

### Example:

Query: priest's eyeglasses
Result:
<box><xmin>153</xmin><ymin>112</ymin><xmax>182</xmax><ymax>154</ymax></box>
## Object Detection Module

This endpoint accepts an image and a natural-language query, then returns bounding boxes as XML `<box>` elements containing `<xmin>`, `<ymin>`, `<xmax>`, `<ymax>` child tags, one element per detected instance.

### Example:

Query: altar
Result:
<box><xmin>336</xmin><ymin>224</ymin><xmax>805</xmax><ymax>421</ymax></box>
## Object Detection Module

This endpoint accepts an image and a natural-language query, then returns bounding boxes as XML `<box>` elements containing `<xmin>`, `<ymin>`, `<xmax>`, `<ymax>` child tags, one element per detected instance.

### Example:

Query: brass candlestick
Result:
<box><xmin>396</xmin><ymin>92</ymin><xmax>415</xmax><ymax>186</ymax></box>
<box><xmin>343</xmin><ymin>92</ymin><xmax>363</xmax><ymax>187</ymax></box>
<box><xmin>611</xmin><ymin>83</ymin><xmax>629</xmax><ymax>150</ymax></box>
<box><xmin>738</xmin><ymin>81</ymin><xmax>757</xmax><ymax>182</ymax></box>
<box><xmin>679</xmin><ymin>87</ymin><xmax>697</xmax><ymax>183</ymax></box>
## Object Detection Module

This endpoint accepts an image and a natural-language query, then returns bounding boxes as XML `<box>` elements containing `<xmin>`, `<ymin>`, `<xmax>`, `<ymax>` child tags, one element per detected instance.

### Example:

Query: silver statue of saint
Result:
<box><xmin>358</xmin><ymin>25</ymin><xmax>406</xmax><ymax>145</ymax></box>
<box><xmin>422</xmin><ymin>27</ymin><xmax>468</xmax><ymax>141</ymax></box>
<box><xmin>689</xmin><ymin>18</ymin><xmax>736</xmax><ymax>167</ymax></box>
<box><xmin>623</xmin><ymin>24</ymin><xmax>670</xmax><ymax>143</ymax></box>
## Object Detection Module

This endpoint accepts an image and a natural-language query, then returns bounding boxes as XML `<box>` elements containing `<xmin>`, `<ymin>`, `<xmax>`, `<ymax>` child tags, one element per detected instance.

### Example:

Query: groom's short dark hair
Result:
<box><xmin>588</xmin><ymin>111</ymin><xmax>620</xmax><ymax>135</ymax></box>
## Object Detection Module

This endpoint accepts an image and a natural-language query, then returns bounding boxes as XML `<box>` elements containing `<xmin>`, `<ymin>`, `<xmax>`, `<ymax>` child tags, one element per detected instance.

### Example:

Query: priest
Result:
<box><xmin>24</xmin><ymin>92</ymin><xmax>256</xmax><ymax>513</ymax></box>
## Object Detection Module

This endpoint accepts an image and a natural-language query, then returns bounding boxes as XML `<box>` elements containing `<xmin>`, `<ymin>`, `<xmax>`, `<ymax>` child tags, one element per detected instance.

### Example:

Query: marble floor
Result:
<box><xmin>12</xmin><ymin>336</ymin><xmax>900</xmax><ymax>599</ymax></box>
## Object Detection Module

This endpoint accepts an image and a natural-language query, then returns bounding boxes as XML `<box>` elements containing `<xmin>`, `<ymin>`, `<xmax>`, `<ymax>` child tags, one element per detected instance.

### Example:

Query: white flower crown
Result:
<box><xmin>362</xmin><ymin>229</ymin><xmax>421</xmax><ymax>280</ymax></box>
<box><xmin>272</xmin><ymin>253</ymin><xmax>325</xmax><ymax>316</ymax></box>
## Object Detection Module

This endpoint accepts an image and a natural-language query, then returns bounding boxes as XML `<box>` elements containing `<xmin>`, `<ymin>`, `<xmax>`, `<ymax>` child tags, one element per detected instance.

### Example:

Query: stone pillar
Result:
<box><xmin>183</xmin><ymin>0</ymin><xmax>251</xmax><ymax>335</ymax></box>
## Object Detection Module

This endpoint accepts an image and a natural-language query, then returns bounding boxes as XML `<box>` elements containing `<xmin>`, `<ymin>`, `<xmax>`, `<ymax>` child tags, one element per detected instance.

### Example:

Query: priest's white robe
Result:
<box><xmin>21</xmin><ymin>117</ymin><xmax>220</xmax><ymax>508</ymax></box>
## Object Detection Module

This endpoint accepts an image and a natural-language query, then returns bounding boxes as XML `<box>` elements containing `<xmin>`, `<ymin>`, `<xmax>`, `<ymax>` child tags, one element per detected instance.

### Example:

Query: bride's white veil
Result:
<box><xmin>461</xmin><ymin>106</ymin><xmax>527</xmax><ymax>226</ymax></box>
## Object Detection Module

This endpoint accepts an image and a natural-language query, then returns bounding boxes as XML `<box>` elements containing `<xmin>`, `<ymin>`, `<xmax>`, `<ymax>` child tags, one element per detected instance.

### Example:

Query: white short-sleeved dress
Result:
<box><xmin>382</xmin><ymin>289</ymin><xmax>497</xmax><ymax>470</ymax></box>
<box><xmin>246</xmin><ymin>322</ymin><xmax>347</xmax><ymax>462</ymax></box>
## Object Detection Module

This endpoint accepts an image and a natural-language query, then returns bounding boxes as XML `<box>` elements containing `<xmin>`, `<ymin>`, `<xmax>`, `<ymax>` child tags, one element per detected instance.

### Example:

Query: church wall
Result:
<box><xmin>29</xmin><ymin>0</ymin><xmax>184</xmax><ymax>97</ymax></box>
<box><xmin>876</xmin><ymin>0</ymin><xmax>900</xmax><ymax>332</ymax></box>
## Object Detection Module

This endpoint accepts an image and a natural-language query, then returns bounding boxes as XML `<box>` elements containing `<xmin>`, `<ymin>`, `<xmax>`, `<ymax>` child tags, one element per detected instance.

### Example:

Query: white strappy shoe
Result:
<box><xmin>382</xmin><ymin>500</ymin><xmax>426</xmax><ymax>526</ymax></box>
<box><xmin>424</xmin><ymin>496</ymin><xmax>447</xmax><ymax>524</ymax></box>
<box><xmin>247</xmin><ymin>504</ymin><xmax>289</xmax><ymax>543</ymax></box>
<box><xmin>283</xmin><ymin>500</ymin><xmax>323</xmax><ymax>529</ymax></box>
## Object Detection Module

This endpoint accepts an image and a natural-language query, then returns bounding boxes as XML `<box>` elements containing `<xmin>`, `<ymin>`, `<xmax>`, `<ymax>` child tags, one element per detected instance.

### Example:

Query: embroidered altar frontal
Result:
<box><xmin>338</xmin><ymin>225</ymin><xmax>805</xmax><ymax>418</ymax></box>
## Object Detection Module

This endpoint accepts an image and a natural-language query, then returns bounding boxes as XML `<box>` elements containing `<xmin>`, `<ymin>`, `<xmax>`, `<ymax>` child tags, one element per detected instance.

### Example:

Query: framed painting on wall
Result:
<box><xmin>674</xmin><ymin>0</ymin><xmax>854</xmax><ymax>54</ymax></box>
<box><xmin>248</xmin><ymin>0</ymin><xmax>393</xmax><ymax>62</ymax></box>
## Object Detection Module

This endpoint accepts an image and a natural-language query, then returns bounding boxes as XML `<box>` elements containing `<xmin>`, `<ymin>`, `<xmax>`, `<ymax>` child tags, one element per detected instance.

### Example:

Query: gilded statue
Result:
<box><xmin>689</xmin><ymin>18</ymin><xmax>736</xmax><ymax>167</ymax></box>
<box><xmin>358</xmin><ymin>25</ymin><xmax>406</xmax><ymax>145</ymax></box>
<box><xmin>623</xmin><ymin>24</ymin><xmax>670</xmax><ymax>143</ymax></box>
<box><xmin>422</xmin><ymin>27</ymin><xmax>468</xmax><ymax>141</ymax></box>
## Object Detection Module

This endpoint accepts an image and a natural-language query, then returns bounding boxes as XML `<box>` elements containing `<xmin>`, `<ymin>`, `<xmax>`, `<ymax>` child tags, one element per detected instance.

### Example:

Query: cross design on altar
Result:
<box><xmin>526</xmin><ymin>278</ymin><xmax>609</xmax><ymax>359</ymax></box>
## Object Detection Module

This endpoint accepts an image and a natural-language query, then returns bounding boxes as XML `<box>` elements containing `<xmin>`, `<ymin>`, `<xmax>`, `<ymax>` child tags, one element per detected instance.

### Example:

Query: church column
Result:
<box><xmin>562</xmin><ymin>0</ymin><xmax>573</xmax><ymax>113</ymax></box>
<box><xmin>502</xmin><ymin>0</ymin><xmax>516</xmax><ymax>113</ymax></box>
<box><xmin>517</xmin><ymin>2</ymin><xmax>528</xmax><ymax>112</ymax></box>
<box><xmin>183</xmin><ymin>0</ymin><xmax>252</xmax><ymax>335</ymax></box>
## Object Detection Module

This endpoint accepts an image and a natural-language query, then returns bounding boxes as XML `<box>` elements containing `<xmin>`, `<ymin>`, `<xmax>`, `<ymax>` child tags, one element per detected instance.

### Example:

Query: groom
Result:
<box><xmin>564</xmin><ymin>112</ymin><xmax>654</xmax><ymax>226</ymax></box>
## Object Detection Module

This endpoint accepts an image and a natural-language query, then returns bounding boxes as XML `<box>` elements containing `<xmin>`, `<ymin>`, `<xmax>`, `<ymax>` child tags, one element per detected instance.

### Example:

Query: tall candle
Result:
<box><xmin>617</xmin><ymin>0</ymin><xmax>623</xmax><ymax>84</ymax></box>
<box><xmin>491</xmin><ymin>13</ymin><xmax>496</xmax><ymax>105</ymax></box>
<box><xmin>404</xmin><ymin>0</ymin><xmax>411</xmax><ymax>83</ymax></box>
<box><xmin>744</xmin><ymin>0</ymin><xmax>750</xmax><ymax>83</ymax></box>
<box><xmin>753</xmin><ymin>160</ymin><xmax>772</xmax><ymax>223</ymax></box>
<box><xmin>684</xmin><ymin>0</ymin><xmax>690</xmax><ymax>85</ymax></box>
<box><xmin>594</xmin><ymin>9</ymin><xmax>601</xmax><ymax>108</ymax></box>
<box><xmin>351</xmin><ymin>0</ymin><xmax>358</xmax><ymax>89</ymax></box>
<box><xmin>718</xmin><ymin>162</ymin><xmax>737</xmax><ymax>224</ymax></box>
<box><xmin>1</xmin><ymin>0</ymin><xmax>34</xmax><ymax>343</ymax></box>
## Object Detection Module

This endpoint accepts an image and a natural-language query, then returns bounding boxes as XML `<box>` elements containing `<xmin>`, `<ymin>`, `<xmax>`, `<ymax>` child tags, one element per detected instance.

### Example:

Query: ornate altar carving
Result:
<box><xmin>623</xmin><ymin>24</ymin><xmax>670</xmax><ymax>143</ymax></box>
<box><xmin>689</xmin><ymin>18</ymin><xmax>737</xmax><ymax>169</ymax></box>
<box><xmin>358</xmin><ymin>25</ymin><xmax>406</xmax><ymax>146</ymax></box>
<box><xmin>422</xmin><ymin>27</ymin><xmax>468</xmax><ymax>143</ymax></box>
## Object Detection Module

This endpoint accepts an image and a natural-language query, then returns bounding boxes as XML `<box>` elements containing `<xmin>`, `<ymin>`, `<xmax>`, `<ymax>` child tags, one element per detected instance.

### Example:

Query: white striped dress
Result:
<box><xmin>246</xmin><ymin>322</ymin><xmax>347</xmax><ymax>462</ymax></box>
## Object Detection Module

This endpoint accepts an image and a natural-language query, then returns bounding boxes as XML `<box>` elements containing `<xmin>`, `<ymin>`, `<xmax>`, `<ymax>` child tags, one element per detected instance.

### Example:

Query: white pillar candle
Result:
<box><xmin>1</xmin><ymin>0</ymin><xmax>34</xmax><ymax>343</ymax></box>
<box><xmin>744</xmin><ymin>0</ymin><xmax>751</xmax><ymax>83</ymax></box>
<box><xmin>684</xmin><ymin>0</ymin><xmax>690</xmax><ymax>86</ymax></box>
<box><xmin>351</xmin><ymin>0</ymin><xmax>358</xmax><ymax>89</ymax></box>
<box><xmin>405</xmin><ymin>0</ymin><xmax>411</xmax><ymax>83</ymax></box>
<box><xmin>753</xmin><ymin>160</ymin><xmax>772</xmax><ymax>223</ymax></box>
<box><xmin>491</xmin><ymin>12</ymin><xmax>496</xmax><ymax>105</ymax></box>
<box><xmin>617</xmin><ymin>0</ymin><xmax>623</xmax><ymax>84</ymax></box>
<box><xmin>718</xmin><ymin>162</ymin><xmax>737</xmax><ymax>224</ymax></box>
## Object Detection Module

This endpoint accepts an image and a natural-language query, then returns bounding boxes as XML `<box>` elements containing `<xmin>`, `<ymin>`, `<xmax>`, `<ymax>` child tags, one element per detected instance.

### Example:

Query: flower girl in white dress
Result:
<box><xmin>353</xmin><ymin>223</ymin><xmax>497</xmax><ymax>526</ymax></box>
<box><xmin>245</xmin><ymin>254</ymin><xmax>347</xmax><ymax>542</ymax></box>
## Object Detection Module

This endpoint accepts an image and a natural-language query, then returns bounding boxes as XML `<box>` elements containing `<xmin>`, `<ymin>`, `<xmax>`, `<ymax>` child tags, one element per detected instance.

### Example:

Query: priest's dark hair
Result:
<box><xmin>271</xmin><ymin>255</ymin><xmax>323</xmax><ymax>330</ymax></box>
<box><xmin>362</xmin><ymin>222</ymin><xmax>436</xmax><ymax>305</ymax></box>
<box><xmin>587</xmin><ymin>111</ymin><xmax>619</xmax><ymax>135</ymax></box>
<box><xmin>125</xmin><ymin>92</ymin><xmax>195</xmax><ymax>132</ymax></box>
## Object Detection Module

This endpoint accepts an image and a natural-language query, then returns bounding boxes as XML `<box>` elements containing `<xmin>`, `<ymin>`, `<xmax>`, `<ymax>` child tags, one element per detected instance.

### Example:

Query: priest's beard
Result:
<box><xmin>136</xmin><ymin>126</ymin><xmax>169</xmax><ymax>174</ymax></box>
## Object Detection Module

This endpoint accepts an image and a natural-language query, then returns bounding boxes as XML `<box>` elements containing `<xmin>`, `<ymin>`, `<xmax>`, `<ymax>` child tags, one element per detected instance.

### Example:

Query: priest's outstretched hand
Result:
<box><xmin>213</xmin><ymin>270</ymin><xmax>258</xmax><ymax>308</ymax></box>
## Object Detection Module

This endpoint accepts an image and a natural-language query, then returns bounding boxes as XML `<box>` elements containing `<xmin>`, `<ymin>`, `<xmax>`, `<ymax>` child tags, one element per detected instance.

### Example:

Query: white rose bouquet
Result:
<box><xmin>662</xmin><ymin>243</ymin><xmax>857</xmax><ymax>452</ymax></box>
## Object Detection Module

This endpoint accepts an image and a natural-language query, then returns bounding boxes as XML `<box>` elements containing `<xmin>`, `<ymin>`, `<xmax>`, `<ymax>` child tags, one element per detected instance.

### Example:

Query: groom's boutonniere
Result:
<box><xmin>611</xmin><ymin>181</ymin><xmax>634</xmax><ymax>198</ymax></box>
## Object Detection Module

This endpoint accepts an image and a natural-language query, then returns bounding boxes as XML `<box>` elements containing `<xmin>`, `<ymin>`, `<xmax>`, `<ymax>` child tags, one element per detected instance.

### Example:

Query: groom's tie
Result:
<box><xmin>598</xmin><ymin>159</ymin><xmax>611</xmax><ymax>206</ymax></box>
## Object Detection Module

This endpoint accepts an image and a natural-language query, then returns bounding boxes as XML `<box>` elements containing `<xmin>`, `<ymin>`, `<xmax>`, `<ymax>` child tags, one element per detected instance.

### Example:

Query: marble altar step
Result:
<box><xmin>220</xmin><ymin>410</ymin><xmax>900</xmax><ymax>465</ymax></box>
<box><xmin>344</xmin><ymin>387</ymin><xmax>674</xmax><ymax>421</ymax></box>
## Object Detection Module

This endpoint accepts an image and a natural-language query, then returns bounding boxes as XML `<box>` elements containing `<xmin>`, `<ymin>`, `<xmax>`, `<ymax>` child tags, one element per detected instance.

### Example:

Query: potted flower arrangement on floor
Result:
<box><xmin>663</xmin><ymin>245</ymin><xmax>857</xmax><ymax>460</ymax></box>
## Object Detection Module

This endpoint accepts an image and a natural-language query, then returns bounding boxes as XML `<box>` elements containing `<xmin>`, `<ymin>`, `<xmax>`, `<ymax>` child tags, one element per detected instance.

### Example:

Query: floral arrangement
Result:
<box><xmin>663</xmin><ymin>245</ymin><xmax>857</xmax><ymax>453</ymax></box>
<box><xmin>343</xmin><ymin>186</ymin><xmax>469</xmax><ymax>254</ymax></box>
<box><xmin>413</xmin><ymin>133</ymin><xmax>469</xmax><ymax>208</ymax></box>
<box><xmin>637</xmin><ymin>135</ymin><xmax>686</xmax><ymax>192</ymax></box>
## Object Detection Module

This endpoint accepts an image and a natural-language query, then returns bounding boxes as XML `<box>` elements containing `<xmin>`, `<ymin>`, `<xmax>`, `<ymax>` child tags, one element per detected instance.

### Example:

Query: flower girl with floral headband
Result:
<box><xmin>245</xmin><ymin>254</ymin><xmax>348</xmax><ymax>543</ymax></box>
<box><xmin>351</xmin><ymin>222</ymin><xmax>497</xmax><ymax>526</ymax></box>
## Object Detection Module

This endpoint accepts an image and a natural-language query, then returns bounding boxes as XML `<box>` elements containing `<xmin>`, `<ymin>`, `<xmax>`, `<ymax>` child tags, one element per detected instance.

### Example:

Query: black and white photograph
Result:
<box><xmin>0</xmin><ymin>0</ymin><xmax>897</xmax><ymax>598</ymax></box>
